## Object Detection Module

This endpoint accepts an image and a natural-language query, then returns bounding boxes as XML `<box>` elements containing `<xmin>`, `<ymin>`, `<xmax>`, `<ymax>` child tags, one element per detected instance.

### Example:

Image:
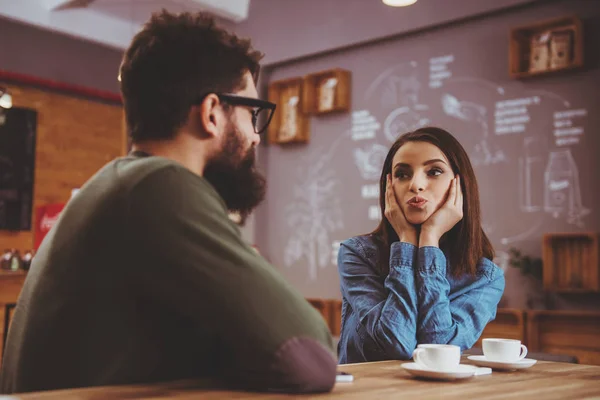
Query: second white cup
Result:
<box><xmin>412</xmin><ymin>344</ymin><xmax>461</xmax><ymax>371</ymax></box>
<box><xmin>482</xmin><ymin>338</ymin><xmax>528</xmax><ymax>362</ymax></box>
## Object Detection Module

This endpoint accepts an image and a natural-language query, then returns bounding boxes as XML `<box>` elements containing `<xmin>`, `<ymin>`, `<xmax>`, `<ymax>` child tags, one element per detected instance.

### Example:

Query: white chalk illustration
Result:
<box><xmin>380</xmin><ymin>74</ymin><xmax>422</xmax><ymax>109</ymax></box>
<box><xmin>351</xmin><ymin>110</ymin><xmax>381</xmax><ymax>141</ymax></box>
<box><xmin>353</xmin><ymin>143</ymin><xmax>388</xmax><ymax>180</ymax></box>
<box><xmin>429</xmin><ymin>54</ymin><xmax>455</xmax><ymax>88</ymax></box>
<box><xmin>445</xmin><ymin>77</ymin><xmax>505</xmax><ymax>95</ymax></box>
<box><xmin>527</xmin><ymin>89</ymin><xmax>570</xmax><ymax>108</ymax></box>
<box><xmin>368</xmin><ymin>205</ymin><xmax>382</xmax><ymax>221</ymax></box>
<box><xmin>364</xmin><ymin>61</ymin><xmax>419</xmax><ymax>104</ymax></box>
<box><xmin>331</xmin><ymin>240</ymin><xmax>342</xmax><ymax>266</ymax></box>
<box><xmin>442</xmin><ymin>93</ymin><xmax>506</xmax><ymax>166</ymax></box>
<box><xmin>383</xmin><ymin>106</ymin><xmax>430</xmax><ymax>142</ymax></box>
<box><xmin>518</xmin><ymin>137</ymin><xmax>544</xmax><ymax>213</ymax></box>
<box><xmin>500</xmin><ymin>218</ymin><xmax>544</xmax><ymax>245</ymax></box>
<box><xmin>543</xmin><ymin>149</ymin><xmax>589</xmax><ymax>227</ymax></box>
<box><xmin>553</xmin><ymin>108</ymin><xmax>588</xmax><ymax>147</ymax></box>
<box><xmin>284</xmin><ymin>137</ymin><xmax>345</xmax><ymax>281</ymax></box>
<box><xmin>361</xmin><ymin>184</ymin><xmax>379</xmax><ymax>199</ymax></box>
<box><xmin>365</xmin><ymin>63</ymin><xmax>432</xmax><ymax>142</ymax></box>
<box><xmin>364</xmin><ymin>63</ymin><xmax>431</xmax><ymax>120</ymax></box>
<box><xmin>442</xmin><ymin>93</ymin><xmax>486</xmax><ymax>122</ymax></box>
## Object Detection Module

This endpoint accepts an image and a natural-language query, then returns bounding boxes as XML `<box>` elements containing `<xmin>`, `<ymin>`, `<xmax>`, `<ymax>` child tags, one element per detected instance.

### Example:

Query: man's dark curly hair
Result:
<box><xmin>119</xmin><ymin>10</ymin><xmax>263</xmax><ymax>142</ymax></box>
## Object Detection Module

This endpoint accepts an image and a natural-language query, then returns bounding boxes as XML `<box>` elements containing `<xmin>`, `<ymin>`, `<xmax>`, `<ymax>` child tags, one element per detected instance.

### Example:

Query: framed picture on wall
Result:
<box><xmin>267</xmin><ymin>77</ymin><xmax>310</xmax><ymax>144</ymax></box>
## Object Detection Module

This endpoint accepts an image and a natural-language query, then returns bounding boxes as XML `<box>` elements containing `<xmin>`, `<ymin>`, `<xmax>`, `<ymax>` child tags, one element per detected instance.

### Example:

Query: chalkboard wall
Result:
<box><xmin>256</xmin><ymin>0</ymin><xmax>600</xmax><ymax>306</ymax></box>
<box><xmin>0</xmin><ymin>107</ymin><xmax>37</xmax><ymax>231</ymax></box>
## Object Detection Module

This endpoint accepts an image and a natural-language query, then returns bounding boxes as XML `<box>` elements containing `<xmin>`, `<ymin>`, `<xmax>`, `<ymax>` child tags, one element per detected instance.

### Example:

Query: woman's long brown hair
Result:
<box><xmin>369</xmin><ymin>127</ymin><xmax>494</xmax><ymax>277</ymax></box>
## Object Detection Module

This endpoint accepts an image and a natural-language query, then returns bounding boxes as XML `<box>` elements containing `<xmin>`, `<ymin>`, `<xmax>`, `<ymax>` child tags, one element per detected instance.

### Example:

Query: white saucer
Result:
<box><xmin>467</xmin><ymin>355</ymin><xmax>537</xmax><ymax>370</ymax></box>
<box><xmin>401</xmin><ymin>363</ymin><xmax>478</xmax><ymax>380</ymax></box>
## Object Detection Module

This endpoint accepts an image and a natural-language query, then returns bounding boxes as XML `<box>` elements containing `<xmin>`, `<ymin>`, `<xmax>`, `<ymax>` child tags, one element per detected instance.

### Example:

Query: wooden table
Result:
<box><xmin>2</xmin><ymin>358</ymin><xmax>600</xmax><ymax>399</ymax></box>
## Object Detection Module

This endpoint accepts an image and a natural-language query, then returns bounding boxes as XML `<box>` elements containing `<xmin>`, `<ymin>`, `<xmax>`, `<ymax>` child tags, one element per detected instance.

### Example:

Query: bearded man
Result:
<box><xmin>1</xmin><ymin>11</ymin><xmax>336</xmax><ymax>395</ymax></box>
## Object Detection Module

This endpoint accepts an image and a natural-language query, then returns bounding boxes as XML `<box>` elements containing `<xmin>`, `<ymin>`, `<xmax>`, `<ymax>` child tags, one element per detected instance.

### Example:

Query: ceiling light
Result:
<box><xmin>383</xmin><ymin>0</ymin><xmax>418</xmax><ymax>6</ymax></box>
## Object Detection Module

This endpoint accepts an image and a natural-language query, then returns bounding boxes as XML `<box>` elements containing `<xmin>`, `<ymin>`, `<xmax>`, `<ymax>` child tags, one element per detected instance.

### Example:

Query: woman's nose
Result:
<box><xmin>409</xmin><ymin>176</ymin><xmax>426</xmax><ymax>193</ymax></box>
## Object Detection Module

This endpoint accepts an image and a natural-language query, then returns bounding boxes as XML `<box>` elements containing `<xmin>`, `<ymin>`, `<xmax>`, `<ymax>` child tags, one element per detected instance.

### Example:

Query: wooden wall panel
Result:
<box><xmin>329</xmin><ymin>299</ymin><xmax>342</xmax><ymax>337</ymax></box>
<box><xmin>0</xmin><ymin>82</ymin><xmax>125</xmax><ymax>252</ymax></box>
<box><xmin>527</xmin><ymin>310</ymin><xmax>600</xmax><ymax>365</ymax></box>
<box><xmin>306</xmin><ymin>298</ymin><xmax>332</xmax><ymax>329</ymax></box>
<box><xmin>476</xmin><ymin>308</ymin><xmax>527</xmax><ymax>346</ymax></box>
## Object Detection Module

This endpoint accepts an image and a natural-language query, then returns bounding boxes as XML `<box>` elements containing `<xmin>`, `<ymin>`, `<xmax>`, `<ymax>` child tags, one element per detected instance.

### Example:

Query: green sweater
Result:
<box><xmin>0</xmin><ymin>153</ymin><xmax>336</xmax><ymax>394</ymax></box>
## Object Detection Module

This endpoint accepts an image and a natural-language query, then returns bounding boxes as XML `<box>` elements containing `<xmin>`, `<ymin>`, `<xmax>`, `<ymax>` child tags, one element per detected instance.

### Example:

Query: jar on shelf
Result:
<box><xmin>1</xmin><ymin>249</ymin><xmax>13</xmax><ymax>270</ymax></box>
<box><xmin>21</xmin><ymin>250</ymin><xmax>34</xmax><ymax>271</ymax></box>
<box><xmin>10</xmin><ymin>249</ymin><xmax>22</xmax><ymax>271</ymax></box>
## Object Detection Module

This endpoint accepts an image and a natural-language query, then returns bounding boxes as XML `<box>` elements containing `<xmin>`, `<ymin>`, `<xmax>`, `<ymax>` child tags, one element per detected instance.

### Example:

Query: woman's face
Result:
<box><xmin>390</xmin><ymin>141</ymin><xmax>455</xmax><ymax>225</ymax></box>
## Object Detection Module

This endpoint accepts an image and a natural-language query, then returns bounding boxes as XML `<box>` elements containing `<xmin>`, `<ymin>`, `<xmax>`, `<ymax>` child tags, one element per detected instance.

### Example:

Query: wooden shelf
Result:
<box><xmin>302</xmin><ymin>68</ymin><xmax>351</xmax><ymax>115</ymax></box>
<box><xmin>542</xmin><ymin>232</ymin><xmax>599</xmax><ymax>292</ymax></box>
<box><xmin>527</xmin><ymin>310</ymin><xmax>600</xmax><ymax>365</ymax></box>
<box><xmin>546</xmin><ymin>288</ymin><xmax>599</xmax><ymax>294</ymax></box>
<box><xmin>509</xmin><ymin>15</ymin><xmax>583</xmax><ymax>79</ymax></box>
<box><xmin>266</xmin><ymin>77</ymin><xmax>310</xmax><ymax>145</ymax></box>
<box><xmin>0</xmin><ymin>269</ymin><xmax>27</xmax><ymax>279</ymax></box>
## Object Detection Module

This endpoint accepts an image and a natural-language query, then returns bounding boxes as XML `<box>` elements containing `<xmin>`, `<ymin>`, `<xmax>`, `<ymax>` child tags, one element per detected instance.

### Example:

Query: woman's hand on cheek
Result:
<box><xmin>420</xmin><ymin>175</ymin><xmax>464</xmax><ymax>247</ymax></box>
<box><xmin>385</xmin><ymin>174</ymin><xmax>418</xmax><ymax>245</ymax></box>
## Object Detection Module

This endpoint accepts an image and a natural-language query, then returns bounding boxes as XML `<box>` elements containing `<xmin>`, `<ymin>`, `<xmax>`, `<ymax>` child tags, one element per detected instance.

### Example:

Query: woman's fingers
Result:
<box><xmin>452</xmin><ymin>176</ymin><xmax>459</xmax><ymax>206</ymax></box>
<box><xmin>446</xmin><ymin>177</ymin><xmax>456</xmax><ymax>207</ymax></box>
<box><xmin>386</xmin><ymin>174</ymin><xmax>402</xmax><ymax>223</ymax></box>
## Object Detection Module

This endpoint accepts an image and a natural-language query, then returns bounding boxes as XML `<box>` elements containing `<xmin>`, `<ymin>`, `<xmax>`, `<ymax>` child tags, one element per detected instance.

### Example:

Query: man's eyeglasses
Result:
<box><xmin>196</xmin><ymin>93</ymin><xmax>276</xmax><ymax>134</ymax></box>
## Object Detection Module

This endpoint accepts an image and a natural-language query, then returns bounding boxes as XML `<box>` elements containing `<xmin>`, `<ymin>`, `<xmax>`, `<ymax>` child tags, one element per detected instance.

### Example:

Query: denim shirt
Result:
<box><xmin>337</xmin><ymin>235</ymin><xmax>505</xmax><ymax>364</ymax></box>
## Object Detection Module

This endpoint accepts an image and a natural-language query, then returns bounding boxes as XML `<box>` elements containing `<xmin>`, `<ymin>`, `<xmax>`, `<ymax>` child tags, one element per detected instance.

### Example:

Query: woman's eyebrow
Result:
<box><xmin>393</xmin><ymin>163</ymin><xmax>411</xmax><ymax>171</ymax></box>
<box><xmin>393</xmin><ymin>159</ymin><xmax>448</xmax><ymax>170</ymax></box>
<box><xmin>423</xmin><ymin>158</ymin><xmax>448</xmax><ymax>166</ymax></box>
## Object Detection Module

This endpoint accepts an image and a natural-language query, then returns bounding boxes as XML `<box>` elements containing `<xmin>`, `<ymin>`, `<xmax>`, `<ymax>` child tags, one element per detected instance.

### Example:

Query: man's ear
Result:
<box><xmin>190</xmin><ymin>93</ymin><xmax>224</xmax><ymax>139</ymax></box>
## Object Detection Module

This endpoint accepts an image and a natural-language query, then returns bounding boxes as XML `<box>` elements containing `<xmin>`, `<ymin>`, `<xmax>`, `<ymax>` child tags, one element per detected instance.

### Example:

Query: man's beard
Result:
<box><xmin>203</xmin><ymin>124</ymin><xmax>266</xmax><ymax>225</ymax></box>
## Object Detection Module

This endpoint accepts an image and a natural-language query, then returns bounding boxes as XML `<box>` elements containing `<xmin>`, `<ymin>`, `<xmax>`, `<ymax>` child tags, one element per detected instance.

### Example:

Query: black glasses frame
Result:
<box><xmin>195</xmin><ymin>93</ymin><xmax>276</xmax><ymax>134</ymax></box>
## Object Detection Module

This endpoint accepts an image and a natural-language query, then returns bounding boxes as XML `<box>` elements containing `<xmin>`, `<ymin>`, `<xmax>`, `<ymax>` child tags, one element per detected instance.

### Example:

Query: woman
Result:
<box><xmin>337</xmin><ymin>127</ymin><xmax>505</xmax><ymax>364</ymax></box>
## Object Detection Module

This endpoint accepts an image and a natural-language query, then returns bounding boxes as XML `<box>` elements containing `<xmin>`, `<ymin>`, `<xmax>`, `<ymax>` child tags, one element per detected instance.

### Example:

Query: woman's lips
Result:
<box><xmin>407</xmin><ymin>197</ymin><xmax>428</xmax><ymax>209</ymax></box>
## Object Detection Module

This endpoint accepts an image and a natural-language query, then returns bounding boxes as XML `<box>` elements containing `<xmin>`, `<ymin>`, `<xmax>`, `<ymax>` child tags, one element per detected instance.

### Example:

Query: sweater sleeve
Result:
<box><xmin>127</xmin><ymin>165</ymin><xmax>336</xmax><ymax>393</ymax></box>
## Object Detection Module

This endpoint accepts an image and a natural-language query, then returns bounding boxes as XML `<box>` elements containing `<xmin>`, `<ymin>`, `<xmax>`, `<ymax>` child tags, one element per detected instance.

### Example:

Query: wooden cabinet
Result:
<box><xmin>329</xmin><ymin>300</ymin><xmax>342</xmax><ymax>337</ymax></box>
<box><xmin>0</xmin><ymin>270</ymin><xmax>26</xmax><ymax>366</ymax></box>
<box><xmin>477</xmin><ymin>309</ymin><xmax>527</xmax><ymax>346</ymax></box>
<box><xmin>542</xmin><ymin>233</ymin><xmax>599</xmax><ymax>293</ymax></box>
<box><xmin>527</xmin><ymin>310</ymin><xmax>600</xmax><ymax>366</ymax></box>
<box><xmin>306</xmin><ymin>298</ymin><xmax>342</xmax><ymax>337</ymax></box>
<box><xmin>306</xmin><ymin>298</ymin><xmax>332</xmax><ymax>327</ymax></box>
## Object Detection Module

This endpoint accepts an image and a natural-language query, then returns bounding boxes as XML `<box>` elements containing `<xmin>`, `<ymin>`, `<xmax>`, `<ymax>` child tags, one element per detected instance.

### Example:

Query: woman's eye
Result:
<box><xmin>395</xmin><ymin>171</ymin><xmax>409</xmax><ymax>179</ymax></box>
<box><xmin>428</xmin><ymin>168</ymin><xmax>443</xmax><ymax>176</ymax></box>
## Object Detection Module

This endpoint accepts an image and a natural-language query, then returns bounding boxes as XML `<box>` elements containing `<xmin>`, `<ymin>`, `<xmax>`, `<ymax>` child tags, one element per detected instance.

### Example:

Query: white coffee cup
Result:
<box><xmin>482</xmin><ymin>338</ymin><xmax>528</xmax><ymax>362</ymax></box>
<box><xmin>412</xmin><ymin>344</ymin><xmax>461</xmax><ymax>371</ymax></box>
